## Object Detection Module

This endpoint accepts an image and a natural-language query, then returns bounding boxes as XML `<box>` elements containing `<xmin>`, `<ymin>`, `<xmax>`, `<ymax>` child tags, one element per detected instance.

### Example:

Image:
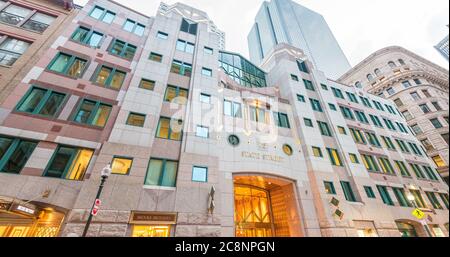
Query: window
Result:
<box><xmin>378</xmin><ymin>157</ymin><xmax>396</xmax><ymax>175</ymax></box>
<box><xmin>402</xmin><ymin>111</ymin><xmax>413</xmax><ymax>121</ymax></box>
<box><xmin>283</xmin><ymin>145</ymin><xmax>293</xmax><ymax>156</ymax></box>
<box><xmin>367</xmin><ymin>74</ymin><xmax>374</xmax><ymax>82</ymax></box>
<box><xmin>249</xmin><ymin>106</ymin><xmax>269</xmax><ymax>124</ymax></box>
<box><xmin>327</xmin><ymin>148</ymin><xmax>343</xmax><ymax>166</ymax></box>
<box><xmin>89</xmin><ymin>6</ymin><xmax>115</xmax><ymax>23</ymax></box>
<box><xmin>126</xmin><ymin>113</ymin><xmax>146</xmax><ymax>127</ymax></box>
<box><xmin>346</xmin><ymin>92</ymin><xmax>359</xmax><ymax>103</ymax></box>
<box><xmin>0</xmin><ymin>136</ymin><xmax>37</xmax><ymax>174</ymax></box>
<box><xmin>290</xmin><ymin>74</ymin><xmax>299</xmax><ymax>81</ymax></box>
<box><xmin>409</xmin><ymin>163</ymin><xmax>426</xmax><ymax>179</ymax></box>
<box><xmin>0</xmin><ymin>4</ymin><xmax>55</xmax><ymax>32</ymax></box>
<box><xmin>73</xmin><ymin>99</ymin><xmax>112</xmax><ymax>127</ymax></box>
<box><xmin>180</xmin><ymin>18</ymin><xmax>198</xmax><ymax>35</ymax></box>
<box><xmin>350</xmin><ymin>128</ymin><xmax>366</xmax><ymax>144</ymax></box>
<box><xmin>421</xmin><ymin>138</ymin><xmax>435</xmax><ymax>151</ymax></box>
<box><xmin>394</xmin><ymin>98</ymin><xmax>403</xmax><ymax>107</ymax></box>
<box><xmin>321</xmin><ymin>84</ymin><xmax>328</xmax><ymax>90</ymax></box>
<box><xmin>0</xmin><ymin>37</ymin><xmax>30</xmax><ymax>66</ymax></box>
<box><xmin>22</xmin><ymin>11</ymin><xmax>56</xmax><ymax>32</ymax></box>
<box><xmin>111</xmin><ymin>157</ymin><xmax>133</xmax><ymax>175</ymax></box>
<box><xmin>149</xmin><ymin>52</ymin><xmax>163</xmax><ymax>62</ymax></box>
<box><xmin>297</xmin><ymin>95</ymin><xmax>305</xmax><ymax>103</ymax></box>
<box><xmin>426</xmin><ymin>192</ymin><xmax>443</xmax><ymax>210</ymax></box>
<box><xmin>364</xmin><ymin>186</ymin><xmax>376</xmax><ymax>199</ymax></box>
<box><xmin>396</xmin><ymin>139</ymin><xmax>410</xmax><ymax>153</ymax></box>
<box><xmin>156</xmin><ymin>117</ymin><xmax>183</xmax><ymax>141</ymax></box>
<box><xmin>310</xmin><ymin>98</ymin><xmax>323</xmax><ymax>112</ymax></box>
<box><xmin>223</xmin><ymin>100</ymin><xmax>242</xmax><ymax>118</ymax></box>
<box><xmin>303</xmin><ymin>79</ymin><xmax>315</xmax><ymax>91</ymax></box>
<box><xmin>432</xmin><ymin>155</ymin><xmax>446</xmax><ymax>168</ymax></box>
<box><xmin>93</xmin><ymin>65</ymin><xmax>126</xmax><ymax>90</ymax></box>
<box><xmin>414</xmin><ymin>79</ymin><xmax>422</xmax><ymax>85</ymax></box>
<box><xmin>377</xmin><ymin>186</ymin><xmax>394</xmax><ymax>206</ymax></box>
<box><xmin>16</xmin><ymin>87</ymin><xmax>66</xmax><ymax>117</ymax></box>
<box><xmin>393</xmin><ymin>188</ymin><xmax>412</xmax><ymax>207</ymax></box>
<box><xmin>45</xmin><ymin>146</ymin><xmax>94</xmax><ymax>181</ymax></box>
<box><xmin>340</xmin><ymin>181</ymin><xmax>357</xmax><ymax>202</ymax></box>
<box><xmin>332</xmin><ymin>87</ymin><xmax>344</xmax><ymax>99</ymax></box>
<box><xmin>410</xmin><ymin>92</ymin><xmax>421</xmax><ymax>101</ymax></box>
<box><xmin>139</xmin><ymin>79</ymin><xmax>155</xmax><ymax>91</ymax></box>
<box><xmin>398</xmin><ymin>59</ymin><xmax>406</xmax><ymax>65</ymax></box>
<box><xmin>71</xmin><ymin>27</ymin><xmax>103</xmax><ymax>48</ymax></box>
<box><xmin>122</xmin><ymin>19</ymin><xmax>145</xmax><ymax>36</ymax></box>
<box><xmin>273</xmin><ymin>112</ymin><xmax>291</xmax><ymax>128</ymax></box>
<box><xmin>402</xmin><ymin>81</ymin><xmax>412</xmax><ymax>88</ymax></box>
<box><xmin>419</xmin><ymin>104</ymin><xmax>431</xmax><ymax>114</ymax></box>
<box><xmin>381</xmin><ymin>136</ymin><xmax>396</xmax><ymax>151</ymax></box>
<box><xmin>204</xmin><ymin>47</ymin><xmax>213</xmax><ymax>55</ymax></box>
<box><xmin>297</xmin><ymin>60</ymin><xmax>309</xmax><ymax>73</ymax></box>
<box><xmin>369</xmin><ymin>115</ymin><xmax>383</xmax><ymax>127</ymax></box>
<box><xmin>192</xmin><ymin>166</ymin><xmax>208</xmax><ymax>182</ymax></box>
<box><xmin>361</xmin><ymin>154</ymin><xmax>380</xmax><ymax>172</ymax></box>
<box><xmin>202</xmin><ymin>68</ymin><xmax>212</xmax><ymax>77</ymax></box>
<box><xmin>422</xmin><ymin>90</ymin><xmax>432</xmax><ymax>98</ymax></box>
<box><xmin>329</xmin><ymin>103</ymin><xmax>337</xmax><ymax>111</ymax></box>
<box><xmin>355</xmin><ymin>111</ymin><xmax>369</xmax><ymax>124</ymax></box>
<box><xmin>0</xmin><ymin>4</ymin><xmax>32</xmax><ymax>26</ymax></box>
<box><xmin>312</xmin><ymin>147</ymin><xmax>323</xmax><ymax>158</ymax></box>
<box><xmin>171</xmin><ymin>60</ymin><xmax>192</xmax><ymax>77</ymax></box>
<box><xmin>145</xmin><ymin>159</ymin><xmax>178</xmax><ymax>187</ymax></box>
<box><xmin>439</xmin><ymin>194</ymin><xmax>449</xmax><ymax>210</ymax></box>
<box><xmin>355</xmin><ymin>81</ymin><xmax>362</xmax><ymax>88</ymax></box>
<box><xmin>109</xmin><ymin>39</ymin><xmax>137</xmax><ymax>60</ymax></box>
<box><xmin>410</xmin><ymin>190</ymin><xmax>426</xmax><ymax>208</ymax></box>
<box><xmin>430</xmin><ymin>118</ymin><xmax>443</xmax><ymax>129</ymax></box>
<box><xmin>408</xmin><ymin>142</ymin><xmax>423</xmax><ymax>156</ymax></box>
<box><xmin>47</xmin><ymin>53</ymin><xmax>87</xmax><ymax>78</ymax></box>
<box><xmin>396</xmin><ymin>122</ymin><xmax>409</xmax><ymax>134</ymax></box>
<box><xmin>164</xmin><ymin>86</ymin><xmax>188</xmax><ymax>104</ymax></box>
<box><xmin>340</xmin><ymin>106</ymin><xmax>355</xmax><ymax>120</ymax></box>
<box><xmin>432</xmin><ymin>102</ymin><xmax>442</xmax><ymax>111</ymax></box>
<box><xmin>318</xmin><ymin>121</ymin><xmax>332</xmax><ymax>137</ymax></box>
<box><xmin>387</xmin><ymin>88</ymin><xmax>395</xmax><ymax>95</ymax></box>
<box><xmin>360</xmin><ymin>97</ymin><xmax>372</xmax><ymax>108</ymax></box>
<box><xmin>383</xmin><ymin>118</ymin><xmax>396</xmax><ymax>131</ymax></box>
<box><xmin>324</xmin><ymin>181</ymin><xmax>336</xmax><ymax>195</ymax></box>
<box><xmin>304</xmin><ymin>118</ymin><xmax>313</xmax><ymax>127</ymax></box>
<box><xmin>388</xmin><ymin>61</ymin><xmax>396</xmax><ymax>68</ymax></box>
<box><xmin>200</xmin><ymin>93</ymin><xmax>211</xmax><ymax>104</ymax></box>
<box><xmin>373</xmin><ymin>101</ymin><xmax>385</xmax><ymax>111</ymax></box>
<box><xmin>338</xmin><ymin>126</ymin><xmax>347</xmax><ymax>135</ymax></box>
<box><xmin>423</xmin><ymin>166</ymin><xmax>439</xmax><ymax>181</ymax></box>
<box><xmin>176</xmin><ymin>39</ymin><xmax>195</xmax><ymax>54</ymax></box>
<box><xmin>442</xmin><ymin>133</ymin><xmax>449</xmax><ymax>145</ymax></box>
<box><xmin>349</xmin><ymin>153</ymin><xmax>359</xmax><ymax>164</ymax></box>
<box><xmin>157</xmin><ymin>31</ymin><xmax>168</xmax><ymax>40</ymax></box>
<box><xmin>395</xmin><ymin>161</ymin><xmax>411</xmax><ymax>177</ymax></box>
<box><xmin>196</xmin><ymin>125</ymin><xmax>209</xmax><ymax>138</ymax></box>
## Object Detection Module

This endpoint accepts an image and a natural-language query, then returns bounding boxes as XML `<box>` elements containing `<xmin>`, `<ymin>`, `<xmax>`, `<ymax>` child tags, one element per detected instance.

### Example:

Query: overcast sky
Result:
<box><xmin>74</xmin><ymin>0</ymin><xmax>449</xmax><ymax>69</ymax></box>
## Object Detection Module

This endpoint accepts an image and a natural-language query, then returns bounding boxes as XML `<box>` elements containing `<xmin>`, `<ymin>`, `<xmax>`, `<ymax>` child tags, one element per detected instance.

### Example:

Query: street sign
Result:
<box><xmin>94</xmin><ymin>199</ymin><xmax>101</xmax><ymax>207</ymax></box>
<box><xmin>92</xmin><ymin>207</ymin><xmax>99</xmax><ymax>216</ymax></box>
<box><xmin>412</xmin><ymin>208</ymin><xmax>425</xmax><ymax>220</ymax></box>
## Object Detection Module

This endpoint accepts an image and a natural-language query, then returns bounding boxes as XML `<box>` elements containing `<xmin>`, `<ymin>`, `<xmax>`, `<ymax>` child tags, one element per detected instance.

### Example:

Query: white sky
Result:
<box><xmin>74</xmin><ymin>0</ymin><xmax>450</xmax><ymax>69</ymax></box>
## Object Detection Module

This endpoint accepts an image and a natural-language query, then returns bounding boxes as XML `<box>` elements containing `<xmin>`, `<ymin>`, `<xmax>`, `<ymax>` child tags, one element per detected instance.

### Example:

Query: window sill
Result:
<box><xmin>143</xmin><ymin>185</ymin><xmax>176</xmax><ymax>191</ymax></box>
<box><xmin>91</xmin><ymin>82</ymin><xmax>122</xmax><ymax>92</ymax></box>
<box><xmin>45</xmin><ymin>69</ymin><xmax>81</xmax><ymax>80</ymax></box>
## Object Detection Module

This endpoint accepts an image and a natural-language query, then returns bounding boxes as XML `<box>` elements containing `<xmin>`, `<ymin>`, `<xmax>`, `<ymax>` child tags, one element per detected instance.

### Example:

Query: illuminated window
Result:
<box><xmin>111</xmin><ymin>157</ymin><xmax>133</xmax><ymax>175</ymax></box>
<box><xmin>361</xmin><ymin>154</ymin><xmax>380</xmax><ymax>173</ymax></box>
<box><xmin>47</xmin><ymin>52</ymin><xmax>87</xmax><ymax>78</ymax></box>
<box><xmin>324</xmin><ymin>181</ymin><xmax>336</xmax><ymax>195</ymax></box>
<box><xmin>394</xmin><ymin>161</ymin><xmax>411</xmax><ymax>177</ymax></box>
<box><xmin>327</xmin><ymin>148</ymin><xmax>343</xmax><ymax>166</ymax></box>
<box><xmin>393</xmin><ymin>188</ymin><xmax>412</xmax><ymax>207</ymax></box>
<box><xmin>126</xmin><ymin>113</ymin><xmax>146</xmax><ymax>127</ymax></box>
<box><xmin>432</xmin><ymin>155</ymin><xmax>446</xmax><ymax>168</ymax></box>
<box><xmin>338</xmin><ymin>126</ymin><xmax>347</xmax><ymax>135</ymax></box>
<box><xmin>93</xmin><ymin>65</ymin><xmax>126</xmax><ymax>90</ymax></box>
<box><xmin>45</xmin><ymin>146</ymin><xmax>94</xmax><ymax>181</ymax></box>
<box><xmin>139</xmin><ymin>79</ymin><xmax>155</xmax><ymax>91</ymax></box>
<box><xmin>349</xmin><ymin>153</ymin><xmax>359</xmax><ymax>164</ymax></box>
<box><xmin>350</xmin><ymin>128</ymin><xmax>366</xmax><ymax>144</ymax></box>
<box><xmin>170</xmin><ymin>60</ymin><xmax>192</xmax><ymax>77</ymax></box>
<box><xmin>378</xmin><ymin>157</ymin><xmax>396</xmax><ymax>175</ymax></box>
<box><xmin>132</xmin><ymin>225</ymin><xmax>170</xmax><ymax>237</ymax></box>
<box><xmin>249</xmin><ymin>106</ymin><xmax>269</xmax><ymax>124</ymax></box>
<box><xmin>164</xmin><ymin>86</ymin><xmax>188</xmax><ymax>104</ymax></box>
<box><xmin>73</xmin><ymin>99</ymin><xmax>112</xmax><ymax>127</ymax></box>
<box><xmin>109</xmin><ymin>39</ymin><xmax>137</xmax><ymax>60</ymax></box>
<box><xmin>156</xmin><ymin>117</ymin><xmax>183</xmax><ymax>141</ymax></box>
<box><xmin>312</xmin><ymin>147</ymin><xmax>323</xmax><ymax>158</ymax></box>
<box><xmin>283</xmin><ymin>144</ymin><xmax>293</xmax><ymax>156</ymax></box>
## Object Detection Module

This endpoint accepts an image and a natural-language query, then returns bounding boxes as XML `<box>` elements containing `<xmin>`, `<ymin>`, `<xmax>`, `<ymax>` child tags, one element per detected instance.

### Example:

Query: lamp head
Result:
<box><xmin>407</xmin><ymin>193</ymin><xmax>415</xmax><ymax>202</ymax></box>
<box><xmin>101</xmin><ymin>164</ymin><xmax>112</xmax><ymax>178</ymax></box>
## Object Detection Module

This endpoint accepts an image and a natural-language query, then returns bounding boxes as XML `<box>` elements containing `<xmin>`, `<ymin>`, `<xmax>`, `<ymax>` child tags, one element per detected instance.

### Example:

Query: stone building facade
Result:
<box><xmin>0</xmin><ymin>1</ymin><xmax>449</xmax><ymax>238</ymax></box>
<box><xmin>339</xmin><ymin>46</ymin><xmax>449</xmax><ymax>185</ymax></box>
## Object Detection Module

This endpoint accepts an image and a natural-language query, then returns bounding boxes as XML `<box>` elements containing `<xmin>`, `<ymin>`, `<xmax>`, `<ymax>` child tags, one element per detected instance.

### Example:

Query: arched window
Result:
<box><xmin>374</xmin><ymin>69</ymin><xmax>381</xmax><ymax>76</ymax></box>
<box><xmin>355</xmin><ymin>81</ymin><xmax>362</xmax><ymax>88</ymax></box>
<box><xmin>367</xmin><ymin>74</ymin><xmax>374</xmax><ymax>81</ymax></box>
<box><xmin>398</xmin><ymin>59</ymin><xmax>406</xmax><ymax>65</ymax></box>
<box><xmin>388</xmin><ymin>61</ymin><xmax>396</xmax><ymax>68</ymax></box>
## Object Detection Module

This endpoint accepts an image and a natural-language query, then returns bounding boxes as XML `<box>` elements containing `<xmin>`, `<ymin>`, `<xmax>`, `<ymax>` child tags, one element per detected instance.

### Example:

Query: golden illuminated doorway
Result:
<box><xmin>234</xmin><ymin>185</ymin><xmax>274</xmax><ymax>237</ymax></box>
<box><xmin>131</xmin><ymin>225</ymin><xmax>171</xmax><ymax>237</ymax></box>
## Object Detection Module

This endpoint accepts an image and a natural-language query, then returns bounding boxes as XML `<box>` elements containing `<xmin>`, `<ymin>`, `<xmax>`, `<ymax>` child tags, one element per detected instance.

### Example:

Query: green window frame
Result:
<box><xmin>409</xmin><ymin>163</ymin><xmax>426</xmax><ymax>179</ymax></box>
<box><xmin>321</xmin><ymin>84</ymin><xmax>328</xmax><ymax>91</ymax></box>
<box><xmin>156</xmin><ymin>117</ymin><xmax>183</xmax><ymax>141</ymax></box>
<box><xmin>364</xmin><ymin>186</ymin><xmax>376</xmax><ymax>199</ymax></box>
<box><xmin>369</xmin><ymin>115</ymin><xmax>383</xmax><ymax>128</ymax></box>
<box><xmin>426</xmin><ymin>192</ymin><xmax>443</xmax><ymax>210</ymax></box>
<box><xmin>332</xmin><ymin>87</ymin><xmax>344</xmax><ymax>99</ymax></box>
<box><xmin>72</xmin><ymin>99</ymin><xmax>112</xmax><ymax>128</ymax></box>
<box><xmin>394</xmin><ymin>161</ymin><xmax>411</xmax><ymax>177</ymax></box>
<box><xmin>291</xmin><ymin>74</ymin><xmax>299</xmax><ymax>81</ymax></box>
<box><xmin>144</xmin><ymin>158</ymin><xmax>178</xmax><ymax>187</ymax></box>
<box><xmin>397</xmin><ymin>122</ymin><xmax>409</xmax><ymax>134</ymax></box>
<box><xmin>349</xmin><ymin>153</ymin><xmax>359</xmax><ymax>164</ymax></box>
<box><xmin>170</xmin><ymin>60</ymin><xmax>192</xmax><ymax>77</ymax></box>
<box><xmin>108</xmin><ymin>39</ymin><xmax>137</xmax><ymax>60</ymax></box>
<box><xmin>273</xmin><ymin>112</ymin><xmax>291</xmax><ymax>129</ymax></box>
<box><xmin>303</xmin><ymin>79</ymin><xmax>315</xmax><ymax>91</ymax></box>
<box><xmin>438</xmin><ymin>193</ymin><xmax>449</xmax><ymax>210</ymax></box>
<box><xmin>297</xmin><ymin>94</ymin><xmax>305</xmax><ymax>102</ymax></box>
<box><xmin>408</xmin><ymin>142</ymin><xmax>423</xmax><ymax>156</ymax></box>
<box><xmin>0</xmin><ymin>136</ymin><xmax>37</xmax><ymax>174</ymax></box>
<box><xmin>366</xmin><ymin>132</ymin><xmax>382</xmax><ymax>147</ymax></box>
<box><xmin>327</xmin><ymin>148</ymin><xmax>343</xmax><ymax>167</ymax></box>
<box><xmin>324</xmin><ymin>181</ymin><xmax>336</xmax><ymax>195</ymax></box>
<box><xmin>192</xmin><ymin>166</ymin><xmax>208</xmax><ymax>183</ymax></box>
<box><xmin>304</xmin><ymin>118</ymin><xmax>313</xmax><ymax>127</ymax></box>
<box><xmin>340</xmin><ymin>181</ymin><xmax>357</xmax><ymax>202</ymax></box>
<box><xmin>361</xmin><ymin>154</ymin><xmax>380</xmax><ymax>172</ymax></box>
<box><xmin>164</xmin><ymin>85</ymin><xmax>188</xmax><ymax>104</ymax></box>
<box><xmin>310</xmin><ymin>98</ymin><xmax>323</xmax><ymax>112</ymax></box>
<box><xmin>383</xmin><ymin>118</ymin><xmax>397</xmax><ymax>131</ymax></box>
<box><xmin>15</xmin><ymin>86</ymin><xmax>66</xmax><ymax>118</ymax></box>
<box><xmin>378</xmin><ymin>157</ymin><xmax>396</xmax><ymax>175</ymax></box>
<box><xmin>71</xmin><ymin>26</ymin><xmax>104</xmax><ymax>48</ymax></box>
<box><xmin>328</xmin><ymin>103</ymin><xmax>337</xmax><ymax>111</ymax></box>
<box><xmin>346</xmin><ymin>92</ymin><xmax>359</xmax><ymax>103</ymax></box>
<box><xmin>47</xmin><ymin>52</ymin><xmax>87</xmax><ymax>78</ymax></box>
<box><xmin>350</xmin><ymin>128</ymin><xmax>366</xmax><ymax>144</ymax></box>
<box><xmin>312</xmin><ymin>147</ymin><xmax>323</xmax><ymax>158</ymax></box>
<box><xmin>44</xmin><ymin>145</ymin><xmax>94</xmax><ymax>181</ymax></box>
<box><xmin>122</xmin><ymin>19</ymin><xmax>145</xmax><ymax>36</ymax></box>
<box><xmin>377</xmin><ymin>185</ymin><xmax>394</xmax><ymax>206</ymax></box>
<box><xmin>396</xmin><ymin>139</ymin><xmax>410</xmax><ymax>153</ymax></box>
<box><xmin>355</xmin><ymin>111</ymin><xmax>369</xmax><ymax>124</ymax></box>
<box><xmin>422</xmin><ymin>166</ymin><xmax>439</xmax><ymax>181</ymax></box>
<box><xmin>410</xmin><ymin>190</ymin><xmax>426</xmax><ymax>208</ymax></box>
<box><xmin>373</xmin><ymin>101</ymin><xmax>385</xmax><ymax>111</ymax></box>
<box><xmin>381</xmin><ymin>136</ymin><xmax>396</xmax><ymax>151</ymax></box>
<box><xmin>297</xmin><ymin>61</ymin><xmax>309</xmax><ymax>73</ymax></box>
<box><xmin>393</xmin><ymin>188</ymin><xmax>412</xmax><ymax>207</ymax></box>
<box><xmin>111</xmin><ymin>156</ymin><xmax>133</xmax><ymax>175</ymax></box>
<box><xmin>340</xmin><ymin>106</ymin><xmax>355</xmax><ymax>120</ymax></box>
<box><xmin>92</xmin><ymin>65</ymin><xmax>126</xmax><ymax>90</ymax></box>
<box><xmin>360</xmin><ymin>97</ymin><xmax>373</xmax><ymax>108</ymax></box>
<box><xmin>89</xmin><ymin>6</ymin><xmax>115</xmax><ymax>23</ymax></box>
<box><xmin>318</xmin><ymin>121</ymin><xmax>332</xmax><ymax>137</ymax></box>
<box><xmin>126</xmin><ymin>112</ymin><xmax>146</xmax><ymax>127</ymax></box>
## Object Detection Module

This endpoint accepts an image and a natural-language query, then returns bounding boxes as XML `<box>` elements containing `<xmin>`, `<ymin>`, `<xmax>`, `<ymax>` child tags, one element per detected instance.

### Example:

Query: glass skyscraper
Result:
<box><xmin>247</xmin><ymin>0</ymin><xmax>351</xmax><ymax>79</ymax></box>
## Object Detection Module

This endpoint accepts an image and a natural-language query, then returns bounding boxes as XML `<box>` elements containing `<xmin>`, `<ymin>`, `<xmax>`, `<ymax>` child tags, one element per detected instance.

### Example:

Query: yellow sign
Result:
<box><xmin>412</xmin><ymin>209</ymin><xmax>425</xmax><ymax>220</ymax></box>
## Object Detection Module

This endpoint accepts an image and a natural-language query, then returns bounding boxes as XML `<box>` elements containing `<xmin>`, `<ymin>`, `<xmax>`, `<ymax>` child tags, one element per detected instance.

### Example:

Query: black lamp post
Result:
<box><xmin>82</xmin><ymin>164</ymin><xmax>112</xmax><ymax>237</ymax></box>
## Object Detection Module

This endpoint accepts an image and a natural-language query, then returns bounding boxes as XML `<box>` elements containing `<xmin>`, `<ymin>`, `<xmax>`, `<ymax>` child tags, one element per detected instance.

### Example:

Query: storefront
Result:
<box><xmin>354</xmin><ymin>221</ymin><xmax>379</xmax><ymax>237</ymax></box>
<box><xmin>129</xmin><ymin>211</ymin><xmax>177</xmax><ymax>237</ymax></box>
<box><xmin>0</xmin><ymin>197</ymin><xmax>65</xmax><ymax>237</ymax></box>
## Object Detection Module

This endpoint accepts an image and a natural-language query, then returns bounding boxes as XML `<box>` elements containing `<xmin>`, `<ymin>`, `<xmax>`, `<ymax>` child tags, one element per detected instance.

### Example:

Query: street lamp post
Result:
<box><xmin>407</xmin><ymin>192</ymin><xmax>433</xmax><ymax>238</ymax></box>
<box><xmin>82</xmin><ymin>164</ymin><xmax>112</xmax><ymax>237</ymax></box>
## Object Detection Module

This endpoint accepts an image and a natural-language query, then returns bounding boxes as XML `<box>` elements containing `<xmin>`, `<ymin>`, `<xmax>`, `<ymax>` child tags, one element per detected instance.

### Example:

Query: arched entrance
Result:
<box><xmin>233</xmin><ymin>174</ymin><xmax>303</xmax><ymax>237</ymax></box>
<box><xmin>0</xmin><ymin>196</ymin><xmax>66</xmax><ymax>237</ymax></box>
<box><xmin>395</xmin><ymin>220</ymin><xmax>427</xmax><ymax>237</ymax></box>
